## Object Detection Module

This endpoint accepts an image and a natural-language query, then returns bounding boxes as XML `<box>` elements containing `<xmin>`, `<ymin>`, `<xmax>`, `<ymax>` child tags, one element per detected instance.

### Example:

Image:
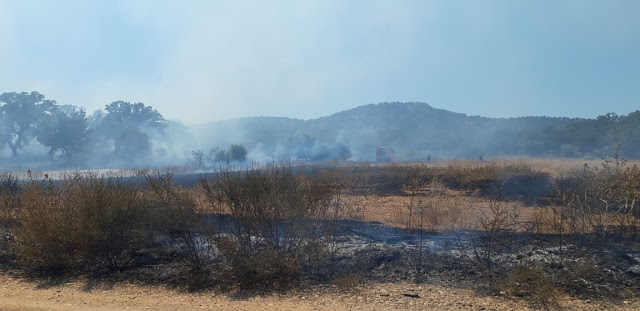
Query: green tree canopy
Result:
<box><xmin>35</xmin><ymin>105</ymin><xmax>88</xmax><ymax>160</ymax></box>
<box><xmin>95</xmin><ymin>101</ymin><xmax>167</xmax><ymax>163</ymax></box>
<box><xmin>229</xmin><ymin>144</ymin><xmax>248</xmax><ymax>162</ymax></box>
<box><xmin>101</xmin><ymin>101</ymin><xmax>167</xmax><ymax>131</ymax></box>
<box><xmin>0</xmin><ymin>91</ymin><xmax>56</xmax><ymax>157</ymax></box>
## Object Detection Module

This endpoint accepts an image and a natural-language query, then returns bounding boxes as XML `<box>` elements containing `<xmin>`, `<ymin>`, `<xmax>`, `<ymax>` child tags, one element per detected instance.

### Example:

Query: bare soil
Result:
<box><xmin>2</xmin><ymin>275</ymin><xmax>639</xmax><ymax>311</ymax></box>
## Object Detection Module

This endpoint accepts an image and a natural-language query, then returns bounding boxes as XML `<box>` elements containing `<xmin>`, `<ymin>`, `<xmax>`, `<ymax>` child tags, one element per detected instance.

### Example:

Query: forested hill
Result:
<box><xmin>194</xmin><ymin>102</ymin><xmax>639</xmax><ymax>161</ymax></box>
<box><xmin>2</xmin><ymin>91</ymin><xmax>639</xmax><ymax>168</ymax></box>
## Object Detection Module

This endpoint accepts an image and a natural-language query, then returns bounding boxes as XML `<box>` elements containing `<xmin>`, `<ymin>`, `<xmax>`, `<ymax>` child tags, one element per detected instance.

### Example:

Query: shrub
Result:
<box><xmin>330</xmin><ymin>273</ymin><xmax>362</xmax><ymax>291</ymax></box>
<box><xmin>502</xmin><ymin>263</ymin><xmax>559</xmax><ymax>309</ymax></box>
<box><xmin>556</xmin><ymin>148</ymin><xmax>640</xmax><ymax>243</ymax></box>
<box><xmin>146</xmin><ymin>172</ymin><xmax>217</xmax><ymax>281</ymax></box>
<box><xmin>14</xmin><ymin>173</ymin><xmax>152</xmax><ymax>271</ymax></box>
<box><xmin>0</xmin><ymin>172</ymin><xmax>20</xmax><ymax>255</ymax></box>
<box><xmin>201</xmin><ymin>163</ymin><xmax>338</xmax><ymax>288</ymax></box>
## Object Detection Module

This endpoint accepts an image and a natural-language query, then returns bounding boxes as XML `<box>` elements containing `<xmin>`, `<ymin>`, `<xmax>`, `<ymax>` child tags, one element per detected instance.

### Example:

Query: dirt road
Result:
<box><xmin>1</xmin><ymin>275</ymin><xmax>638</xmax><ymax>311</ymax></box>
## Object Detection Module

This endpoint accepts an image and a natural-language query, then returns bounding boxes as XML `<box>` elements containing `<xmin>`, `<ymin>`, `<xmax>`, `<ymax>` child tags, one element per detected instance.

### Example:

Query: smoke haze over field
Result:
<box><xmin>190</xmin><ymin>102</ymin><xmax>640</xmax><ymax>163</ymax></box>
<box><xmin>2</xmin><ymin>95</ymin><xmax>640</xmax><ymax>170</ymax></box>
<box><xmin>1</xmin><ymin>0</ymin><xmax>639</xmax><ymax>124</ymax></box>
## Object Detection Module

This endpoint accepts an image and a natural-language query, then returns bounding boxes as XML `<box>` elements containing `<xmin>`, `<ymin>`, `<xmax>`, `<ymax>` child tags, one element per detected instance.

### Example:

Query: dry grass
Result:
<box><xmin>427</xmin><ymin>157</ymin><xmax>640</xmax><ymax>178</ymax></box>
<box><xmin>352</xmin><ymin>192</ymin><xmax>478</xmax><ymax>231</ymax></box>
<box><xmin>1</xmin><ymin>158</ymin><xmax>639</xmax><ymax>303</ymax></box>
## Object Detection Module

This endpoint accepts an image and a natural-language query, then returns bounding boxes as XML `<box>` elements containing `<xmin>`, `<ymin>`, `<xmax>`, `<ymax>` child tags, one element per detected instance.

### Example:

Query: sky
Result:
<box><xmin>0</xmin><ymin>0</ymin><xmax>639</xmax><ymax>124</ymax></box>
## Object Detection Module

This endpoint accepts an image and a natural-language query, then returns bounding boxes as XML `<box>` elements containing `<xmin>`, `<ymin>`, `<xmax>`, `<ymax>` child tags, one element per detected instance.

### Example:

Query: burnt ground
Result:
<box><xmin>321</xmin><ymin>220</ymin><xmax>640</xmax><ymax>299</ymax></box>
<box><xmin>2</xmin><ymin>215</ymin><xmax>639</xmax><ymax>310</ymax></box>
<box><xmin>5</xmin><ymin>169</ymin><xmax>640</xmax><ymax>306</ymax></box>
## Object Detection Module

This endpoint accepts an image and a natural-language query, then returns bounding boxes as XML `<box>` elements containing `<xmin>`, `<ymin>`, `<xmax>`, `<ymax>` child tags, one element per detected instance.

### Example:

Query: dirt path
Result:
<box><xmin>1</xmin><ymin>275</ymin><xmax>638</xmax><ymax>311</ymax></box>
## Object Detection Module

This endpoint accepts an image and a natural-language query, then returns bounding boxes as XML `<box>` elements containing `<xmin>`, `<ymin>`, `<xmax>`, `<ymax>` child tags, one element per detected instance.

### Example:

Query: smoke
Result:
<box><xmin>79</xmin><ymin>114</ymin><xmax>196</xmax><ymax>169</ymax></box>
<box><xmin>3</xmin><ymin>98</ymin><xmax>639</xmax><ymax>172</ymax></box>
<box><xmin>247</xmin><ymin>134</ymin><xmax>351</xmax><ymax>163</ymax></box>
<box><xmin>190</xmin><ymin>119</ymin><xmax>352</xmax><ymax>164</ymax></box>
<box><xmin>183</xmin><ymin>102</ymin><xmax>496</xmax><ymax>164</ymax></box>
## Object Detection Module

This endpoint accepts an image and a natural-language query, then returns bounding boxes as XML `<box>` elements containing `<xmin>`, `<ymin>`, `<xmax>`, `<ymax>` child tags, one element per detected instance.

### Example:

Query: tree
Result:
<box><xmin>0</xmin><ymin>112</ymin><xmax>10</xmax><ymax>153</ymax></box>
<box><xmin>616</xmin><ymin>111</ymin><xmax>640</xmax><ymax>157</ymax></box>
<box><xmin>191</xmin><ymin>149</ymin><xmax>206</xmax><ymax>169</ymax></box>
<box><xmin>94</xmin><ymin>101</ymin><xmax>167</xmax><ymax>163</ymax></box>
<box><xmin>209</xmin><ymin>147</ymin><xmax>229</xmax><ymax>163</ymax></box>
<box><xmin>35</xmin><ymin>105</ymin><xmax>88</xmax><ymax>160</ymax></box>
<box><xmin>229</xmin><ymin>144</ymin><xmax>248</xmax><ymax>162</ymax></box>
<box><xmin>115</xmin><ymin>127</ymin><xmax>150</xmax><ymax>160</ymax></box>
<box><xmin>208</xmin><ymin>145</ymin><xmax>248</xmax><ymax>164</ymax></box>
<box><xmin>0</xmin><ymin>91</ymin><xmax>56</xmax><ymax>157</ymax></box>
<box><xmin>101</xmin><ymin>101</ymin><xmax>167</xmax><ymax>130</ymax></box>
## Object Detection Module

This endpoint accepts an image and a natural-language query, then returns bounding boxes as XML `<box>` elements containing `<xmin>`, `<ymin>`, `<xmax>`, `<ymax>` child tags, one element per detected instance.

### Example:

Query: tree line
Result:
<box><xmin>0</xmin><ymin>91</ymin><xmax>170</xmax><ymax>167</ymax></box>
<box><xmin>190</xmin><ymin>144</ymin><xmax>248</xmax><ymax>169</ymax></box>
<box><xmin>500</xmin><ymin>112</ymin><xmax>640</xmax><ymax>158</ymax></box>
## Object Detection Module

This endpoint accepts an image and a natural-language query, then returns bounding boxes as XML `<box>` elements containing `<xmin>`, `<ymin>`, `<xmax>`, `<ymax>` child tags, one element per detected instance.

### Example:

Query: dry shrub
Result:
<box><xmin>14</xmin><ymin>173</ymin><xmax>152</xmax><ymax>271</ymax></box>
<box><xmin>458</xmin><ymin>172</ymin><xmax>528</xmax><ymax>292</ymax></box>
<box><xmin>330</xmin><ymin>273</ymin><xmax>362</xmax><ymax>291</ymax></box>
<box><xmin>201</xmin><ymin>164</ymin><xmax>338</xmax><ymax>289</ymax></box>
<box><xmin>435</xmin><ymin>162</ymin><xmax>551</xmax><ymax>201</ymax></box>
<box><xmin>403</xmin><ymin>179</ymin><xmax>468</xmax><ymax>232</ymax></box>
<box><xmin>502</xmin><ymin>263</ymin><xmax>559</xmax><ymax>309</ymax></box>
<box><xmin>318</xmin><ymin>167</ymin><xmax>371</xmax><ymax>220</ymax></box>
<box><xmin>145</xmin><ymin>172</ymin><xmax>217</xmax><ymax>287</ymax></box>
<box><xmin>0</xmin><ymin>173</ymin><xmax>20</xmax><ymax>255</ymax></box>
<box><xmin>553</xmin><ymin>259</ymin><xmax>614</xmax><ymax>300</ymax></box>
<box><xmin>430</xmin><ymin>196</ymin><xmax>470</xmax><ymax>231</ymax></box>
<box><xmin>365</xmin><ymin>162</ymin><xmax>547</xmax><ymax>201</ymax></box>
<box><xmin>217</xmin><ymin>235</ymin><xmax>303</xmax><ymax>289</ymax></box>
<box><xmin>554</xmin><ymin>148</ymin><xmax>640</xmax><ymax>243</ymax></box>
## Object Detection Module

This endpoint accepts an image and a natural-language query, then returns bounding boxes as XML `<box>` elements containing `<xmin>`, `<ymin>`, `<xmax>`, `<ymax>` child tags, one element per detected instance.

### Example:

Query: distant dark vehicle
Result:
<box><xmin>376</xmin><ymin>146</ymin><xmax>394</xmax><ymax>163</ymax></box>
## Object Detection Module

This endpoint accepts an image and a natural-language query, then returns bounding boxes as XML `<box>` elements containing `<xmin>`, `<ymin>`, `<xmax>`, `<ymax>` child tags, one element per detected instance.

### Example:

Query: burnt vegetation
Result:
<box><xmin>0</xmin><ymin>156</ymin><xmax>639</xmax><ymax>309</ymax></box>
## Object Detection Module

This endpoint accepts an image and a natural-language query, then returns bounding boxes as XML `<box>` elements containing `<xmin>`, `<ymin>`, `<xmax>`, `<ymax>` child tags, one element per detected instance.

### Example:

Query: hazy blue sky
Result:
<box><xmin>1</xmin><ymin>0</ymin><xmax>638</xmax><ymax>124</ymax></box>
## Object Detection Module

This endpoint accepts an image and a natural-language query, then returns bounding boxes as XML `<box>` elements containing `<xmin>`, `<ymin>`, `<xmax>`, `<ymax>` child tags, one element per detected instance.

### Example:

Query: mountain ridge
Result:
<box><xmin>192</xmin><ymin>101</ymin><xmax>635</xmax><ymax>161</ymax></box>
<box><xmin>3</xmin><ymin>91</ymin><xmax>637</xmax><ymax>170</ymax></box>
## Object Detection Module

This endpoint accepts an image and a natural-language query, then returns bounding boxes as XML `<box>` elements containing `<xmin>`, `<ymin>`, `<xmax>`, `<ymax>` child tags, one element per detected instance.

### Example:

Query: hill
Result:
<box><xmin>191</xmin><ymin>102</ymin><xmax>599</xmax><ymax>162</ymax></box>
